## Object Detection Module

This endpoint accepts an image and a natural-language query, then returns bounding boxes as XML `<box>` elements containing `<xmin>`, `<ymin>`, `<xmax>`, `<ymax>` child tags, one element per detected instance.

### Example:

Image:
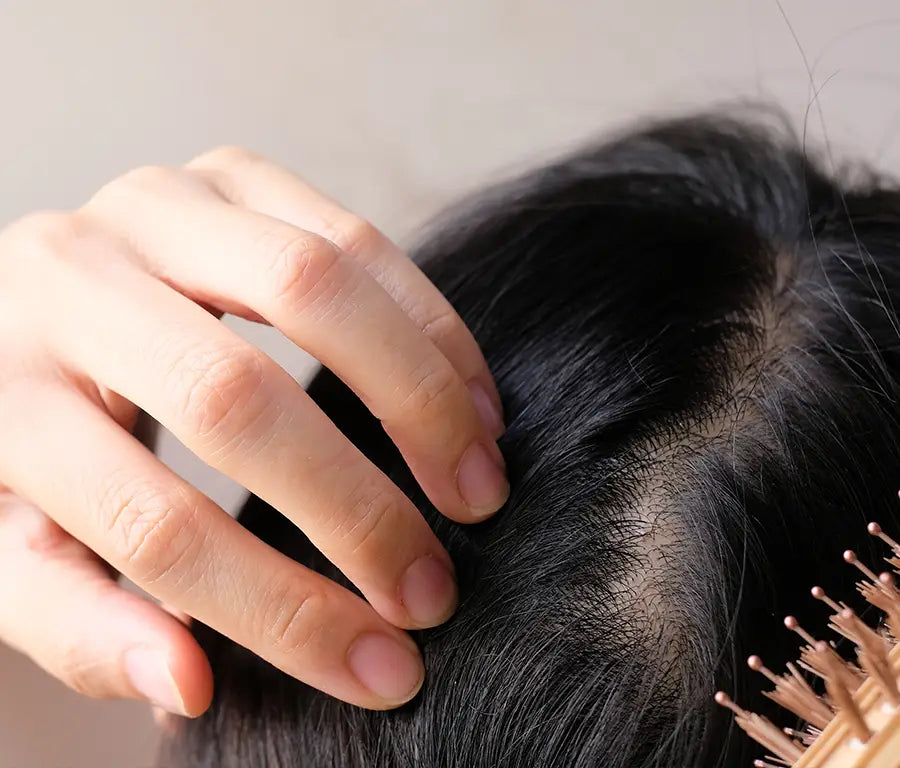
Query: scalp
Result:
<box><xmin>161</xmin><ymin>110</ymin><xmax>900</xmax><ymax>768</ymax></box>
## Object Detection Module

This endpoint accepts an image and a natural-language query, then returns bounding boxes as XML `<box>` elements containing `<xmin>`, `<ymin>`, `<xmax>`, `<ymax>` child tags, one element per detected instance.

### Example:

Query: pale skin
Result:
<box><xmin>0</xmin><ymin>147</ymin><xmax>509</xmax><ymax>717</ymax></box>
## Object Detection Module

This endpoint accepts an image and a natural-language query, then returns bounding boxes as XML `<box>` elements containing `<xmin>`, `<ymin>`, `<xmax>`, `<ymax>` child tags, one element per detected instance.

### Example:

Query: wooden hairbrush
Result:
<box><xmin>716</xmin><ymin>519</ymin><xmax>900</xmax><ymax>767</ymax></box>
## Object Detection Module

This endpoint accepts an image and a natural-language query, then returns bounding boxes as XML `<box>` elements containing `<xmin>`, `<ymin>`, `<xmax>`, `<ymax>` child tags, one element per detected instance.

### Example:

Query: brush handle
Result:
<box><xmin>796</xmin><ymin>646</ymin><xmax>900</xmax><ymax>768</ymax></box>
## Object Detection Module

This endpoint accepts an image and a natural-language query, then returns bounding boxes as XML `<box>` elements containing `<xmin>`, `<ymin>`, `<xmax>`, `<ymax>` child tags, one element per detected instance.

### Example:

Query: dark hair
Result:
<box><xmin>159</xmin><ymin>110</ymin><xmax>900</xmax><ymax>767</ymax></box>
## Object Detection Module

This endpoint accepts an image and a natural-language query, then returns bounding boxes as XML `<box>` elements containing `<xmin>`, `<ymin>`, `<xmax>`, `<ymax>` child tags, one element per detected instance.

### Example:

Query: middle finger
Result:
<box><xmin>33</xmin><ymin>244</ymin><xmax>456</xmax><ymax>630</ymax></box>
<box><xmin>85</xmin><ymin>168</ymin><xmax>509</xmax><ymax>523</ymax></box>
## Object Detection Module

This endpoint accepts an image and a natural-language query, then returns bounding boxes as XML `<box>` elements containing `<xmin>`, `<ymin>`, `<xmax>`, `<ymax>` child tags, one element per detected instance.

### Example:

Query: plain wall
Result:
<box><xmin>2</xmin><ymin>1</ymin><xmax>900</xmax><ymax>765</ymax></box>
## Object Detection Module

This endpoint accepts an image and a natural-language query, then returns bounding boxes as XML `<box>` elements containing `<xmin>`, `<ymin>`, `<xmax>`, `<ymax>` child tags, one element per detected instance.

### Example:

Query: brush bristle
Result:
<box><xmin>715</xmin><ymin>515</ymin><xmax>900</xmax><ymax>766</ymax></box>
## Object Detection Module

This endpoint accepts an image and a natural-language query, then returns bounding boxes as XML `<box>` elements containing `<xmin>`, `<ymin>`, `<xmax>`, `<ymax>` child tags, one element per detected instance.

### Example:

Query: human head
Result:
<box><xmin>160</xmin><ymin>109</ymin><xmax>900</xmax><ymax>767</ymax></box>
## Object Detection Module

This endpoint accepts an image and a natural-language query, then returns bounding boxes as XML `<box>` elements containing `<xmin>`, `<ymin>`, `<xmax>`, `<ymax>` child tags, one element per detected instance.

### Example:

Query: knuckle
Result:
<box><xmin>174</xmin><ymin>345</ymin><xmax>269</xmax><ymax>443</ymax></box>
<box><xmin>265</xmin><ymin>231</ymin><xmax>345</xmax><ymax>311</ymax></box>
<box><xmin>259</xmin><ymin>583</ymin><xmax>327</xmax><ymax>655</ymax></box>
<box><xmin>401</xmin><ymin>362</ymin><xmax>460</xmax><ymax>418</ymax></box>
<box><xmin>191</xmin><ymin>144</ymin><xmax>259</xmax><ymax>170</ymax></box>
<box><xmin>56</xmin><ymin>643</ymin><xmax>103</xmax><ymax>698</ymax></box>
<box><xmin>88</xmin><ymin>165</ymin><xmax>181</xmax><ymax>209</ymax></box>
<box><xmin>341</xmin><ymin>483</ymin><xmax>404</xmax><ymax>556</ymax></box>
<box><xmin>100</xmin><ymin>477</ymin><xmax>200</xmax><ymax>584</ymax></box>
<box><xmin>0</xmin><ymin>496</ymin><xmax>70</xmax><ymax>555</ymax></box>
<box><xmin>22</xmin><ymin>513</ymin><xmax>71</xmax><ymax>557</ymax></box>
<box><xmin>325</xmin><ymin>215</ymin><xmax>381</xmax><ymax>260</ymax></box>
<box><xmin>419</xmin><ymin>307</ymin><xmax>465</xmax><ymax>347</ymax></box>
<box><xmin>3</xmin><ymin>210</ymin><xmax>90</xmax><ymax>259</ymax></box>
<box><xmin>115</xmin><ymin>164</ymin><xmax>180</xmax><ymax>194</ymax></box>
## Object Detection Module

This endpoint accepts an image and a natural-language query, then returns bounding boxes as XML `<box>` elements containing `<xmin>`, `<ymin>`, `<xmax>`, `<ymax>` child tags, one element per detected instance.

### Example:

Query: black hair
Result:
<box><xmin>159</xmin><ymin>109</ymin><xmax>900</xmax><ymax>767</ymax></box>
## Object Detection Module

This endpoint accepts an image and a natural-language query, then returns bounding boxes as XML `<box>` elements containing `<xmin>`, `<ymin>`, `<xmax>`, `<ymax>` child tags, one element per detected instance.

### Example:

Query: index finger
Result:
<box><xmin>187</xmin><ymin>147</ymin><xmax>505</xmax><ymax>438</ymax></box>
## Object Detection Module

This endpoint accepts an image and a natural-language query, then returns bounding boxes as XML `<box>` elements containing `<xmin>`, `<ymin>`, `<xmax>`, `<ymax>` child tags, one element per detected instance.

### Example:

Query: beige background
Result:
<box><xmin>2</xmin><ymin>1</ymin><xmax>900</xmax><ymax>765</ymax></box>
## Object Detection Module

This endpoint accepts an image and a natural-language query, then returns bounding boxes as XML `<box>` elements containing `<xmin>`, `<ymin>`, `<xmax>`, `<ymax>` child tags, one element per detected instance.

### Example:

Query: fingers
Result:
<box><xmin>187</xmin><ymin>146</ymin><xmax>504</xmax><ymax>438</ymax></box>
<box><xmin>83</xmin><ymin>169</ymin><xmax>509</xmax><ymax>522</ymax></box>
<box><xmin>0</xmin><ymin>493</ymin><xmax>212</xmax><ymax>715</ymax></box>
<box><xmin>35</xmin><ymin>254</ymin><xmax>457</xmax><ymax>628</ymax></box>
<box><xmin>0</xmin><ymin>149</ymin><xmax>507</xmax><ymax>712</ymax></box>
<box><xmin>0</xmin><ymin>386</ymin><xmax>425</xmax><ymax>709</ymax></box>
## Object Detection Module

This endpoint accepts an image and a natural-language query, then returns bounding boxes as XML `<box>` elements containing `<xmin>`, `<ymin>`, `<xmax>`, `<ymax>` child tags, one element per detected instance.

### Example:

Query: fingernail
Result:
<box><xmin>467</xmin><ymin>379</ymin><xmax>505</xmax><ymax>438</ymax></box>
<box><xmin>124</xmin><ymin>648</ymin><xmax>187</xmax><ymax>716</ymax></box>
<box><xmin>347</xmin><ymin>632</ymin><xmax>424</xmax><ymax>703</ymax></box>
<box><xmin>457</xmin><ymin>441</ymin><xmax>509</xmax><ymax>518</ymax></box>
<box><xmin>399</xmin><ymin>555</ymin><xmax>458</xmax><ymax>626</ymax></box>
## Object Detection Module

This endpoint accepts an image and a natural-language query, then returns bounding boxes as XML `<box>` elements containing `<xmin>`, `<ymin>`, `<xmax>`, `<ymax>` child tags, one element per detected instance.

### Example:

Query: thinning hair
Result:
<box><xmin>160</xmin><ymin>110</ymin><xmax>900</xmax><ymax>767</ymax></box>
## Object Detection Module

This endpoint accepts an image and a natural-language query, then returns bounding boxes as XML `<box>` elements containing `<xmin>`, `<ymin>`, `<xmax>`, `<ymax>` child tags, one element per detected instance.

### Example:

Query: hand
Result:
<box><xmin>0</xmin><ymin>147</ymin><xmax>508</xmax><ymax>715</ymax></box>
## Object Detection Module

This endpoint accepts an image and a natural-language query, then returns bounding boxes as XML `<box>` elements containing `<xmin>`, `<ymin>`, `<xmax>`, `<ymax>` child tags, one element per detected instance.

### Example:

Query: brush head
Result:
<box><xmin>715</xmin><ymin>513</ymin><xmax>900</xmax><ymax>767</ymax></box>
